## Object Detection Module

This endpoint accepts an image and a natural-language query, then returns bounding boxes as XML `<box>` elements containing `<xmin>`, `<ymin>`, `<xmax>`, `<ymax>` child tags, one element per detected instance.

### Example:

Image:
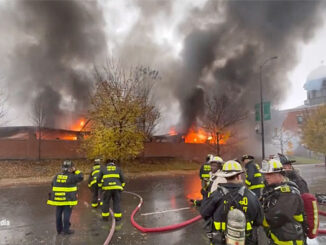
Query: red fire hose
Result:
<box><xmin>318</xmin><ymin>210</ymin><xmax>326</xmax><ymax>235</ymax></box>
<box><xmin>125</xmin><ymin>191</ymin><xmax>202</xmax><ymax>233</ymax></box>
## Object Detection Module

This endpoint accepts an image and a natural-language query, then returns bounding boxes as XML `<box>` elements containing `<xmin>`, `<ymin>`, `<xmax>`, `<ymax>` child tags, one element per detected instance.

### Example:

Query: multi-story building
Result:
<box><xmin>281</xmin><ymin>65</ymin><xmax>326</xmax><ymax>155</ymax></box>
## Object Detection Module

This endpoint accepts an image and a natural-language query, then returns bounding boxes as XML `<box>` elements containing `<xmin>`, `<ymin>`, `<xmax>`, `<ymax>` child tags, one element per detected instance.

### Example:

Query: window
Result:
<box><xmin>297</xmin><ymin>115</ymin><xmax>303</xmax><ymax>124</ymax></box>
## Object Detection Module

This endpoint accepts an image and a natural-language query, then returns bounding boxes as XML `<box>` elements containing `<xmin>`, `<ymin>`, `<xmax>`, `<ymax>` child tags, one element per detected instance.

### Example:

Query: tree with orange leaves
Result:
<box><xmin>302</xmin><ymin>105</ymin><xmax>326</xmax><ymax>166</ymax></box>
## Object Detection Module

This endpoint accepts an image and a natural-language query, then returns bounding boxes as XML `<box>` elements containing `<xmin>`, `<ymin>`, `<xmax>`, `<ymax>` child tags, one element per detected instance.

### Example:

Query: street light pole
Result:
<box><xmin>260</xmin><ymin>56</ymin><xmax>277</xmax><ymax>160</ymax></box>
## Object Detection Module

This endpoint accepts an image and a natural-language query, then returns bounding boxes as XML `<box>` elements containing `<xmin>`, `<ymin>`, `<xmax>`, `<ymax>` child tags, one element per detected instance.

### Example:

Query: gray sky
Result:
<box><xmin>282</xmin><ymin>16</ymin><xmax>326</xmax><ymax>109</ymax></box>
<box><xmin>1</xmin><ymin>0</ymin><xmax>326</xmax><ymax>132</ymax></box>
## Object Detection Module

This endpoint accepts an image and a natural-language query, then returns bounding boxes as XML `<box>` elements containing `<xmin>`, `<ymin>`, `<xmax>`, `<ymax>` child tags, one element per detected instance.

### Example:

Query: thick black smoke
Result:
<box><xmin>114</xmin><ymin>0</ymin><xmax>325</xmax><ymax>135</ymax></box>
<box><xmin>178</xmin><ymin>0</ymin><xmax>326</xmax><ymax>131</ymax></box>
<box><xmin>1</xmin><ymin>0</ymin><xmax>325</xmax><ymax>135</ymax></box>
<box><xmin>0</xmin><ymin>0</ymin><xmax>107</xmax><ymax>128</ymax></box>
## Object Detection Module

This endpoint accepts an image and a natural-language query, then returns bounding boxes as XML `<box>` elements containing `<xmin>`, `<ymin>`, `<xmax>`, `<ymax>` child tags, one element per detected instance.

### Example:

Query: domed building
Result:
<box><xmin>304</xmin><ymin>65</ymin><xmax>326</xmax><ymax>106</ymax></box>
<box><xmin>280</xmin><ymin>65</ymin><xmax>326</xmax><ymax>156</ymax></box>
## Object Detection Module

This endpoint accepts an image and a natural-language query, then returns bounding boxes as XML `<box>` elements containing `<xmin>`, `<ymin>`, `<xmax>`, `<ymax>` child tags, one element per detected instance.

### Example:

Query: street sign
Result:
<box><xmin>255</xmin><ymin>101</ymin><xmax>271</xmax><ymax>121</ymax></box>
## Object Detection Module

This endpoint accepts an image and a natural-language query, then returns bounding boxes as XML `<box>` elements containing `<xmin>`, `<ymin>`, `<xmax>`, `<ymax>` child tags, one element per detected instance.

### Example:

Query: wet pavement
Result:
<box><xmin>0</xmin><ymin>164</ymin><xmax>326</xmax><ymax>245</ymax></box>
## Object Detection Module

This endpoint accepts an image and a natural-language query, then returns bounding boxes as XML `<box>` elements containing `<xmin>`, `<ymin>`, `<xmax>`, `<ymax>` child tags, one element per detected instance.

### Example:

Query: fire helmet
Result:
<box><xmin>206</xmin><ymin>154</ymin><xmax>214</xmax><ymax>162</ymax></box>
<box><xmin>94</xmin><ymin>158</ymin><xmax>101</xmax><ymax>165</ymax></box>
<box><xmin>274</xmin><ymin>153</ymin><xmax>296</xmax><ymax>165</ymax></box>
<box><xmin>106</xmin><ymin>159</ymin><xmax>115</xmax><ymax>165</ymax></box>
<box><xmin>260</xmin><ymin>159</ymin><xmax>283</xmax><ymax>173</ymax></box>
<box><xmin>218</xmin><ymin>160</ymin><xmax>244</xmax><ymax>177</ymax></box>
<box><xmin>62</xmin><ymin>160</ymin><xmax>73</xmax><ymax>170</ymax></box>
<box><xmin>241</xmin><ymin>154</ymin><xmax>254</xmax><ymax>162</ymax></box>
<box><xmin>209</xmin><ymin>156</ymin><xmax>224</xmax><ymax>164</ymax></box>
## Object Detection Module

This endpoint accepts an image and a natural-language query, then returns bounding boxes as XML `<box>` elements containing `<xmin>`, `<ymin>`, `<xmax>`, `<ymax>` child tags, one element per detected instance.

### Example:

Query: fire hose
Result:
<box><xmin>125</xmin><ymin>191</ymin><xmax>202</xmax><ymax>233</ymax></box>
<box><xmin>102</xmin><ymin>191</ymin><xmax>202</xmax><ymax>244</ymax></box>
<box><xmin>316</xmin><ymin>195</ymin><xmax>326</xmax><ymax>235</ymax></box>
<box><xmin>318</xmin><ymin>209</ymin><xmax>326</xmax><ymax>235</ymax></box>
<box><xmin>102</xmin><ymin>191</ymin><xmax>326</xmax><ymax>243</ymax></box>
<box><xmin>103</xmin><ymin>208</ymin><xmax>116</xmax><ymax>245</ymax></box>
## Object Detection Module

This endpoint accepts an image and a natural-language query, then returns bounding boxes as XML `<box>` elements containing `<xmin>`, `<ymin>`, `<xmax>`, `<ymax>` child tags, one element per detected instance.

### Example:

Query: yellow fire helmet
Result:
<box><xmin>218</xmin><ymin>160</ymin><xmax>243</xmax><ymax>177</ymax></box>
<box><xmin>260</xmin><ymin>159</ymin><xmax>283</xmax><ymax>173</ymax></box>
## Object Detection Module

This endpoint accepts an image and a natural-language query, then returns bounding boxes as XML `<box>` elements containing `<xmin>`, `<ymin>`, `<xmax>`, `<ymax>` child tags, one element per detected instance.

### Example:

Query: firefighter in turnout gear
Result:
<box><xmin>192</xmin><ymin>154</ymin><xmax>217</xmax><ymax>206</ymax></box>
<box><xmin>275</xmin><ymin>153</ymin><xmax>309</xmax><ymax>194</ymax></box>
<box><xmin>200</xmin><ymin>160</ymin><xmax>263</xmax><ymax>245</ymax></box>
<box><xmin>260</xmin><ymin>159</ymin><xmax>307</xmax><ymax>245</ymax></box>
<box><xmin>88</xmin><ymin>158</ymin><xmax>102</xmax><ymax>208</ymax></box>
<box><xmin>242</xmin><ymin>154</ymin><xmax>265</xmax><ymax>198</ymax></box>
<box><xmin>98</xmin><ymin>159</ymin><xmax>125</xmax><ymax>221</ymax></box>
<box><xmin>207</xmin><ymin>156</ymin><xmax>226</xmax><ymax>194</ymax></box>
<box><xmin>47</xmin><ymin>160</ymin><xmax>84</xmax><ymax>235</ymax></box>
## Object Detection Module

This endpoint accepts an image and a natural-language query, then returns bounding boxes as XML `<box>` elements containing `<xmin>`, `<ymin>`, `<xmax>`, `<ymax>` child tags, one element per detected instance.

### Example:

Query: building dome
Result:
<box><xmin>304</xmin><ymin>65</ymin><xmax>326</xmax><ymax>91</ymax></box>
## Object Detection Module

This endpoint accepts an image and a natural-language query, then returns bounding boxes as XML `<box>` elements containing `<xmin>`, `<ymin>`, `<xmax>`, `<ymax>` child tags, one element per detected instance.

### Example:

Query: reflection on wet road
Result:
<box><xmin>0</xmin><ymin>164</ymin><xmax>325</xmax><ymax>245</ymax></box>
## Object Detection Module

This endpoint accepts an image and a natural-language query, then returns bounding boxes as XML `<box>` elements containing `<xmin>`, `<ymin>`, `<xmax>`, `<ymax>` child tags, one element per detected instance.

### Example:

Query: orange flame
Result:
<box><xmin>184</xmin><ymin>127</ymin><xmax>209</xmax><ymax>143</ymax></box>
<box><xmin>71</xmin><ymin>119</ymin><xmax>86</xmax><ymax>131</ymax></box>
<box><xmin>168</xmin><ymin>126</ymin><xmax>229</xmax><ymax>144</ymax></box>
<box><xmin>184</xmin><ymin>126</ymin><xmax>228</xmax><ymax>144</ymax></box>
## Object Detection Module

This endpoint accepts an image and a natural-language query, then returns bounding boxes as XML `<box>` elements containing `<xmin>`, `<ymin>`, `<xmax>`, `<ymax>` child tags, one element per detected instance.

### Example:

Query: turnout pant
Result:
<box><xmin>102</xmin><ymin>190</ymin><xmax>122</xmax><ymax>219</ymax></box>
<box><xmin>90</xmin><ymin>185</ymin><xmax>101</xmax><ymax>208</ymax></box>
<box><xmin>56</xmin><ymin>206</ymin><xmax>72</xmax><ymax>233</ymax></box>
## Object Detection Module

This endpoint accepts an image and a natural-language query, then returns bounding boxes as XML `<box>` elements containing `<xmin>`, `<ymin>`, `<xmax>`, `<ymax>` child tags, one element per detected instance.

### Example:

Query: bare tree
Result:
<box><xmin>134</xmin><ymin>66</ymin><xmax>161</xmax><ymax>141</ymax></box>
<box><xmin>30</xmin><ymin>97</ymin><xmax>46</xmax><ymax>160</ymax></box>
<box><xmin>0</xmin><ymin>81</ymin><xmax>8</xmax><ymax>125</ymax></box>
<box><xmin>272</xmin><ymin>127</ymin><xmax>294</xmax><ymax>155</ymax></box>
<box><xmin>204</xmin><ymin>93</ymin><xmax>248</xmax><ymax>155</ymax></box>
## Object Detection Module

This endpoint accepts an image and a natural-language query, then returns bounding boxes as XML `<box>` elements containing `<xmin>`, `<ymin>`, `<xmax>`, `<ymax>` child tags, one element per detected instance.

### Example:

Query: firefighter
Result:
<box><xmin>260</xmin><ymin>159</ymin><xmax>306</xmax><ymax>245</ymax></box>
<box><xmin>47</xmin><ymin>160</ymin><xmax>84</xmax><ymax>235</ymax></box>
<box><xmin>242</xmin><ymin>154</ymin><xmax>265</xmax><ymax>198</ymax></box>
<box><xmin>276</xmin><ymin>153</ymin><xmax>309</xmax><ymax>194</ymax></box>
<box><xmin>88</xmin><ymin>158</ymin><xmax>102</xmax><ymax>208</ymax></box>
<box><xmin>207</xmin><ymin>156</ymin><xmax>226</xmax><ymax>194</ymax></box>
<box><xmin>190</xmin><ymin>154</ymin><xmax>214</xmax><ymax>206</ymax></box>
<box><xmin>200</xmin><ymin>160</ymin><xmax>263</xmax><ymax>245</ymax></box>
<box><xmin>98</xmin><ymin>159</ymin><xmax>125</xmax><ymax>221</ymax></box>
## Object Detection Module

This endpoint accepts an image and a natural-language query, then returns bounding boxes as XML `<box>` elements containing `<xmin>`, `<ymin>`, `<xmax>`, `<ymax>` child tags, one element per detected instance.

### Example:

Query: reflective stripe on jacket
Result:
<box><xmin>199</xmin><ymin>163</ymin><xmax>211</xmax><ymax>179</ymax></box>
<box><xmin>200</xmin><ymin>183</ymin><xmax>263</xmax><ymax>243</ymax></box>
<box><xmin>245</xmin><ymin>161</ymin><xmax>265</xmax><ymax>191</ymax></box>
<box><xmin>47</xmin><ymin>170</ymin><xmax>83</xmax><ymax>206</ymax></box>
<box><xmin>262</xmin><ymin>183</ymin><xmax>306</xmax><ymax>244</ymax></box>
<box><xmin>88</xmin><ymin>165</ymin><xmax>101</xmax><ymax>188</ymax></box>
<box><xmin>98</xmin><ymin>163</ymin><xmax>125</xmax><ymax>191</ymax></box>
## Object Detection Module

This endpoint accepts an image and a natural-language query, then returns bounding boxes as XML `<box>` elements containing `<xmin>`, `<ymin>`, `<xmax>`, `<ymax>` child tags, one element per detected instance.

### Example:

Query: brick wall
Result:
<box><xmin>0</xmin><ymin>138</ymin><xmax>213</xmax><ymax>162</ymax></box>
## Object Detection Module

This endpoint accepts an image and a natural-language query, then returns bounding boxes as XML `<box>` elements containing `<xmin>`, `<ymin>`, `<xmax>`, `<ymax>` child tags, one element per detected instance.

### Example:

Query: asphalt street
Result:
<box><xmin>0</xmin><ymin>164</ymin><xmax>326</xmax><ymax>245</ymax></box>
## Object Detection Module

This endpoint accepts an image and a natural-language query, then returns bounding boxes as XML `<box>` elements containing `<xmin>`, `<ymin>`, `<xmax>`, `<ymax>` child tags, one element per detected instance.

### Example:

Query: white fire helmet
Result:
<box><xmin>218</xmin><ymin>160</ymin><xmax>243</xmax><ymax>177</ymax></box>
<box><xmin>208</xmin><ymin>156</ymin><xmax>224</xmax><ymax>164</ymax></box>
<box><xmin>260</xmin><ymin>159</ymin><xmax>283</xmax><ymax>174</ymax></box>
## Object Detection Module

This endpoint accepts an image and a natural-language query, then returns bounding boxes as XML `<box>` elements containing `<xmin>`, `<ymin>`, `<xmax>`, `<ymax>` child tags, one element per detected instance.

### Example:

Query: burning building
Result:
<box><xmin>0</xmin><ymin>1</ymin><xmax>325</xmax><ymax>160</ymax></box>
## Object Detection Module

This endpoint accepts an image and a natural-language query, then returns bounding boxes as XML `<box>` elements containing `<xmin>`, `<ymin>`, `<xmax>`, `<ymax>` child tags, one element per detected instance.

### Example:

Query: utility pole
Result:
<box><xmin>259</xmin><ymin>56</ymin><xmax>278</xmax><ymax>159</ymax></box>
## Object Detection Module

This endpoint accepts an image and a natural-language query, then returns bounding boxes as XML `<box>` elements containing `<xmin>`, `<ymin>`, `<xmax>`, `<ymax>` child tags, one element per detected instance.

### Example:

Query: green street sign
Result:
<box><xmin>255</xmin><ymin>101</ymin><xmax>271</xmax><ymax>121</ymax></box>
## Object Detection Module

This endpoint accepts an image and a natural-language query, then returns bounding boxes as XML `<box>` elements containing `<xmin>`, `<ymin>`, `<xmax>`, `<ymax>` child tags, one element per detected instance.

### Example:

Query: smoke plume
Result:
<box><xmin>0</xmin><ymin>0</ymin><xmax>325</xmax><ymax>134</ymax></box>
<box><xmin>0</xmin><ymin>0</ymin><xmax>107</xmax><ymax>128</ymax></box>
<box><xmin>179</xmin><ymin>0</ymin><xmax>325</xmax><ymax>131</ymax></box>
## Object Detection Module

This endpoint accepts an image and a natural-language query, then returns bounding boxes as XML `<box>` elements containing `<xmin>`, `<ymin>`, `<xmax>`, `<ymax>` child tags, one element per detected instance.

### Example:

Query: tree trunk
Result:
<box><xmin>38</xmin><ymin>127</ymin><xmax>41</xmax><ymax>161</ymax></box>
<box><xmin>280</xmin><ymin>129</ymin><xmax>283</xmax><ymax>154</ymax></box>
<box><xmin>216</xmin><ymin>132</ymin><xmax>220</xmax><ymax>156</ymax></box>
